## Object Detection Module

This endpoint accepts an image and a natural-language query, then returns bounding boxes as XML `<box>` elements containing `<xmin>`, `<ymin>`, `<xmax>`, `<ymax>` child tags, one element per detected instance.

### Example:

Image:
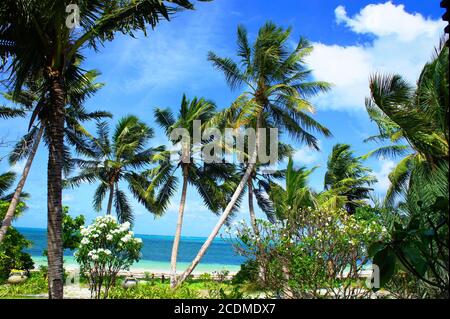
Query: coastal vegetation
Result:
<box><xmin>0</xmin><ymin>0</ymin><xmax>448</xmax><ymax>299</ymax></box>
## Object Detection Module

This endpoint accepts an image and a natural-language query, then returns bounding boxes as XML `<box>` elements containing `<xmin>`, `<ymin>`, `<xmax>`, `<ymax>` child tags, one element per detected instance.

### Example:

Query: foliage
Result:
<box><xmin>369</xmin><ymin>196</ymin><xmax>449</xmax><ymax>298</ymax></box>
<box><xmin>324</xmin><ymin>144</ymin><xmax>377</xmax><ymax>214</ymax></box>
<box><xmin>0</xmin><ymin>200</ymin><xmax>34</xmax><ymax>282</ymax></box>
<box><xmin>229</xmin><ymin>207</ymin><xmax>387</xmax><ymax>298</ymax></box>
<box><xmin>66</xmin><ymin>116</ymin><xmax>163</xmax><ymax>223</ymax></box>
<box><xmin>75</xmin><ymin>215</ymin><xmax>143</xmax><ymax>299</ymax></box>
<box><xmin>365</xmin><ymin>43</ymin><xmax>448</xmax><ymax>206</ymax></box>
<box><xmin>108</xmin><ymin>282</ymin><xmax>200</xmax><ymax>299</ymax></box>
<box><xmin>0</xmin><ymin>271</ymin><xmax>48</xmax><ymax>298</ymax></box>
<box><xmin>232</xmin><ymin>260</ymin><xmax>260</xmax><ymax>285</ymax></box>
<box><xmin>42</xmin><ymin>206</ymin><xmax>85</xmax><ymax>257</ymax></box>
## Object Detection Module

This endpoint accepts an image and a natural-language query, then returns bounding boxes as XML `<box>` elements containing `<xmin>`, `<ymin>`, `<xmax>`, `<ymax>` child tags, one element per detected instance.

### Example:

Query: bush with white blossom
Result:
<box><xmin>227</xmin><ymin>206</ymin><xmax>387</xmax><ymax>299</ymax></box>
<box><xmin>75</xmin><ymin>215</ymin><xmax>143</xmax><ymax>299</ymax></box>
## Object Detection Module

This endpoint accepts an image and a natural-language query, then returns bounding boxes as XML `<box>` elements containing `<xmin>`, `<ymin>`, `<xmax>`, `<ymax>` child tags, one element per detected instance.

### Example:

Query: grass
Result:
<box><xmin>0</xmin><ymin>272</ymin><xmax>48</xmax><ymax>298</ymax></box>
<box><xmin>0</xmin><ymin>272</ymin><xmax>254</xmax><ymax>299</ymax></box>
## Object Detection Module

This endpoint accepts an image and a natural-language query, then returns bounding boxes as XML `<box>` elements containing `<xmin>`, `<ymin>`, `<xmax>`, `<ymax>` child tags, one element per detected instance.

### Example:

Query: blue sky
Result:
<box><xmin>0</xmin><ymin>0</ymin><xmax>446</xmax><ymax>236</ymax></box>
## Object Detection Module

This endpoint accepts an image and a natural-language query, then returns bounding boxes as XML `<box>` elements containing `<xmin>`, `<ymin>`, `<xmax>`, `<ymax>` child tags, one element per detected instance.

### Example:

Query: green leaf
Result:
<box><xmin>402</xmin><ymin>244</ymin><xmax>428</xmax><ymax>277</ymax></box>
<box><xmin>368</xmin><ymin>241</ymin><xmax>386</xmax><ymax>257</ymax></box>
<box><xmin>373</xmin><ymin>247</ymin><xmax>397</xmax><ymax>287</ymax></box>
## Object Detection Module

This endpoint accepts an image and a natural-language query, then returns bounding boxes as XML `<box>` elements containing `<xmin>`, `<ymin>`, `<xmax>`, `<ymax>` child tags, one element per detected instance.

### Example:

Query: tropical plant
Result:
<box><xmin>365</xmin><ymin>42</ymin><xmax>449</xmax><ymax>298</ymax></box>
<box><xmin>0</xmin><ymin>70</ymin><xmax>109</xmax><ymax>243</ymax></box>
<box><xmin>0</xmin><ymin>0</ymin><xmax>201</xmax><ymax>298</ymax></box>
<box><xmin>42</xmin><ymin>206</ymin><xmax>85</xmax><ymax>256</ymax></box>
<box><xmin>0</xmin><ymin>200</ymin><xmax>34</xmax><ymax>282</ymax></box>
<box><xmin>176</xmin><ymin>22</ymin><xmax>331</xmax><ymax>286</ymax></box>
<box><xmin>65</xmin><ymin>115</ymin><xmax>162</xmax><ymax>223</ymax></box>
<box><xmin>229</xmin><ymin>207</ymin><xmax>387</xmax><ymax>299</ymax></box>
<box><xmin>75</xmin><ymin>215</ymin><xmax>143</xmax><ymax>299</ymax></box>
<box><xmin>268</xmin><ymin>157</ymin><xmax>318</xmax><ymax>222</ymax></box>
<box><xmin>324</xmin><ymin>144</ymin><xmax>377</xmax><ymax>214</ymax></box>
<box><xmin>369</xmin><ymin>196</ymin><xmax>449</xmax><ymax>298</ymax></box>
<box><xmin>364</xmin><ymin>41</ymin><xmax>449</xmax><ymax>207</ymax></box>
<box><xmin>152</xmin><ymin>95</ymin><xmax>240</xmax><ymax>287</ymax></box>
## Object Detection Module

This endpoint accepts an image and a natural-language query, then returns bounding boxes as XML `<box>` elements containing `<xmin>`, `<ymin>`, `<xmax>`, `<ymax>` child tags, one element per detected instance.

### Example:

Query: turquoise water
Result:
<box><xmin>19</xmin><ymin>227</ymin><xmax>244</xmax><ymax>273</ymax></box>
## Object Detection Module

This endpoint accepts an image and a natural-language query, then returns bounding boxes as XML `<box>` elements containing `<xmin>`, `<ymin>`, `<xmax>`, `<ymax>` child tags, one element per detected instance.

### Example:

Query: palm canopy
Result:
<box><xmin>208</xmin><ymin>22</ymin><xmax>332</xmax><ymax>149</ymax></box>
<box><xmin>1</xmin><ymin>69</ymin><xmax>111</xmax><ymax>171</ymax></box>
<box><xmin>365</xmin><ymin>42</ymin><xmax>449</xmax><ymax>206</ymax></box>
<box><xmin>0</xmin><ymin>171</ymin><xmax>15</xmax><ymax>200</ymax></box>
<box><xmin>150</xmin><ymin>95</ymin><xmax>239</xmax><ymax>218</ymax></box>
<box><xmin>268</xmin><ymin>157</ymin><xmax>317</xmax><ymax>222</ymax></box>
<box><xmin>324</xmin><ymin>144</ymin><xmax>376</xmax><ymax>214</ymax></box>
<box><xmin>0</xmin><ymin>0</ymin><xmax>201</xmax><ymax>92</ymax></box>
<box><xmin>65</xmin><ymin>115</ymin><xmax>163</xmax><ymax>223</ymax></box>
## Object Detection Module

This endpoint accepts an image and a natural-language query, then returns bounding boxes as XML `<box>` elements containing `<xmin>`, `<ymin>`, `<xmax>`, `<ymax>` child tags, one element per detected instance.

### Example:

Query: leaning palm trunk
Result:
<box><xmin>175</xmin><ymin>161</ymin><xmax>256</xmax><ymax>287</ymax></box>
<box><xmin>0</xmin><ymin>125</ymin><xmax>44</xmax><ymax>243</ymax></box>
<box><xmin>170</xmin><ymin>165</ymin><xmax>189</xmax><ymax>288</ymax></box>
<box><xmin>175</xmin><ymin>116</ymin><xmax>262</xmax><ymax>288</ymax></box>
<box><xmin>46</xmin><ymin>76</ymin><xmax>65</xmax><ymax>299</ymax></box>
<box><xmin>247</xmin><ymin>179</ymin><xmax>258</xmax><ymax>233</ymax></box>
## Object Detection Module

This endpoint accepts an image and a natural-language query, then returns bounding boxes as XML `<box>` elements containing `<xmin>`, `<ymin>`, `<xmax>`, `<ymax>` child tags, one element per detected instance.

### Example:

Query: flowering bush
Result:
<box><xmin>227</xmin><ymin>207</ymin><xmax>387</xmax><ymax>299</ymax></box>
<box><xmin>75</xmin><ymin>215</ymin><xmax>143</xmax><ymax>298</ymax></box>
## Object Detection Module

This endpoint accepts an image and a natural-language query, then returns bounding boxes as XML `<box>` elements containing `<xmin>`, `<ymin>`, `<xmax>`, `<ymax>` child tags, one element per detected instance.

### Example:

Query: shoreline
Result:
<box><xmin>31</xmin><ymin>256</ymin><xmax>240</xmax><ymax>276</ymax></box>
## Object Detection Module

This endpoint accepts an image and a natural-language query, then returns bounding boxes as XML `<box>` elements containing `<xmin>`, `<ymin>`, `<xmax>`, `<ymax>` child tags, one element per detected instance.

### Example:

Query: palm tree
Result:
<box><xmin>0</xmin><ymin>0</ymin><xmax>199</xmax><ymax>298</ymax></box>
<box><xmin>151</xmin><ymin>95</ymin><xmax>239</xmax><ymax>287</ymax></box>
<box><xmin>65</xmin><ymin>116</ymin><xmax>162</xmax><ymax>223</ymax></box>
<box><xmin>0</xmin><ymin>172</ymin><xmax>16</xmax><ymax>200</ymax></box>
<box><xmin>176</xmin><ymin>22</ymin><xmax>332</xmax><ymax>287</ymax></box>
<box><xmin>324</xmin><ymin>144</ymin><xmax>376</xmax><ymax>214</ymax></box>
<box><xmin>365</xmin><ymin>41</ymin><xmax>449</xmax><ymax>207</ymax></box>
<box><xmin>0</xmin><ymin>70</ymin><xmax>110</xmax><ymax>243</ymax></box>
<box><xmin>269</xmin><ymin>158</ymin><xmax>318</xmax><ymax>223</ymax></box>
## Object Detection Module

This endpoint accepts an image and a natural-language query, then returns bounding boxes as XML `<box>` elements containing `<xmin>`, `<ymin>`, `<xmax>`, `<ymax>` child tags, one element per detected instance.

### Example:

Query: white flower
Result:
<box><xmin>81</xmin><ymin>238</ymin><xmax>89</xmax><ymax>245</ymax></box>
<box><xmin>106</xmin><ymin>234</ymin><xmax>113</xmax><ymax>241</ymax></box>
<box><xmin>134</xmin><ymin>238</ymin><xmax>142</xmax><ymax>244</ymax></box>
<box><xmin>121</xmin><ymin>235</ymin><xmax>131</xmax><ymax>243</ymax></box>
<box><xmin>91</xmin><ymin>254</ymin><xmax>99</xmax><ymax>261</ymax></box>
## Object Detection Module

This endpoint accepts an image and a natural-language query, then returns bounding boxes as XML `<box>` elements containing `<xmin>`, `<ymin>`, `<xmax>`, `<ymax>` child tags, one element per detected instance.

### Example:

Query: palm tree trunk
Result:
<box><xmin>175</xmin><ymin>114</ymin><xmax>262</xmax><ymax>288</ymax></box>
<box><xmin>170</xmin><ymin>164</ymin><xmax>189</xmax><ymax>288</ymax></box>
<box><xmin>0</xmin><ymin>125</ymin><xmax>44</xmax><ymax>243</ymax></box>
<box><xmin>106</xmin><ymin>183</ymin><xmax>115</xmax><ymax>215</ymax></box>
<box><xmin>47</xmin><ymin>76</ymin><xmax>65</xmax><ymax>299</ymax></box>
<box><xmin>248</xmin><ymin>177</ymin><xmax>266</xmax><ymax>284</ymax></box>
<box><xmin>247</xmin><ymin>178</ymin><xmax>258</xmax><ymax>234</ymax></box>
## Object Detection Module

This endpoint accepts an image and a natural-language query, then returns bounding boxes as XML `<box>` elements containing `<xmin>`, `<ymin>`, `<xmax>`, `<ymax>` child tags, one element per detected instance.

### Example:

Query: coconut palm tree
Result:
<box><xmin>324</xmin><ymin>144</ymin><xmax>376</xmax><ymax>214</ymax></box>
<box><xmin>65</xmin><ymin>115</ymin><xmax>164</xmax><ymax>224</ymax></box>
<box><xmin>268</xmin><ymin>158</ymin><xmax>318</xmax><ymax>223</ymax></box>
<box><xmin>0</xmin><ymin>70</ymin><xmax>110</xmax><ymax>243</ymax></box>
<box><xmin>151</xmin><ymin>95</ymin><xmax>240</xmax><ymax>287</ymax></box>
<box><xmin>365</xmin><ymin>41</ymin><xmax>449</xmax><ymax>207</ymax></box>
<box><xmin>176</xmin><ymin>22</ymin><xmax>332</xmax><ymax>287</ymax></box>
<box><xmin>0</xmin><ymin>0</ymin><xmax>200</xmax><ymax>298</ymax></box>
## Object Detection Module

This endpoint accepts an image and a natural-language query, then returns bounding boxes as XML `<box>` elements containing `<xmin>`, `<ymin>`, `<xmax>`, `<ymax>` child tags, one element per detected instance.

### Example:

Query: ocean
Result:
<box><xmin>18</xmin><ymin>227</ymin><xmax>245</xmax><ymax>273</ymax></box>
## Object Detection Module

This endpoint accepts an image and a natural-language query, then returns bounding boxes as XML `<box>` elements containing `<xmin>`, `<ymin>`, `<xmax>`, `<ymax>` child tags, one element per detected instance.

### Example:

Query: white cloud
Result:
<box><xmin>292</xmin><ymin>140</ymin><xmax>322</xmax><ymax>165</ymax></box>
<box><xmin>335</xmin><ymin>2</ymin><xmax>442</xmax><ymax>42</ymax></box>
<box><xmin>373</xmin><ymin>157</ymin><xmax>396</xmax><ymax>194</ymax></box>
<box><xmin>306</xmin><ymin>2</ymin><xmax>446</xmax><ymax>112</ymax></box>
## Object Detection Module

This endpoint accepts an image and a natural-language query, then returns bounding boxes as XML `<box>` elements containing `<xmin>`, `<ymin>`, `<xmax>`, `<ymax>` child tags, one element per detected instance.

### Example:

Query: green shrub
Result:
<box><xmin>108</xmin><ymin>282</ymin><xmax>200</xmax><ymax>299</ymax></box>
<box><xmin>232</xmin><ymin>260</ymin><xmax>259</xmax><ymax>285</ymax></box>
<box><xmin>0</xmin><ymin>201</ymin><xmax>34</xmax><ymax>283</ymax></box>
<box><xmin>0</xmin><ymin>271</ymin><xmax>48</xmax><ymax>298</ymax></box>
